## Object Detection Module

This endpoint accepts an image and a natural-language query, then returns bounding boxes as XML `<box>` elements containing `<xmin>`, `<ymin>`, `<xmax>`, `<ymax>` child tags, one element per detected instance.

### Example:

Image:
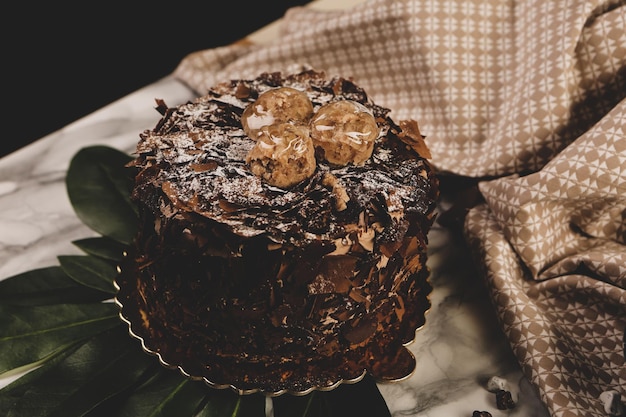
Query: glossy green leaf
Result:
<box><xmin>72</xmin><ymin>237</ymin><xmax>128</xmax><ymax>263</ymax></box>
<box><xmin>273</xmin><ymin>392</ymin><xmax>330</xmax><ymax>417</ymax></box>
<box><xmin>273</xmin><ymin>376</ymin><xmax>391</xmax><ymax>417</ymax></box>
<box><xmin>196</xmin><ymin>391</ymin><xmax>266</xmax><ymax>417</ymax></box>
<box><xmin>58</xmin><ymin>255</ymin><xmax>118</xmax><ymax>294</ymax></box>
<box><xmin>2</xmin><ymin>326</ymin><xmax>156</xmax><ymax>417</ymax></box>
<box><xmin>0</xmin><ymin>266</ymin><xmax>111</xmax><ymax>306</ymax></box>
<box><xmin>273</xmin><ymin>391</ymin><xmax>332</xmax><ymax>417</ymax></box>
<box><xmin>328</xmin><ymin>376</ymin><xmax>391</xmax><ymax>417</ymax></box>
<box><xmin>0</xmin><ymin>303</ymin><xmax>121</xmax><ymax>373</ymax></box>
<box><xmin>111</xmin><ymin>369</ymin><xmax>209</xmax><ymax>417</ymax></box>
<box><xmin>0</xmin><ymin>339</ymin><xmax>84</xmax><ymax>410</ymax></box>
<box><xmin>66</xmin><ymin>145</ymin><xmax>137</xmax><ymax>245</ymax></box>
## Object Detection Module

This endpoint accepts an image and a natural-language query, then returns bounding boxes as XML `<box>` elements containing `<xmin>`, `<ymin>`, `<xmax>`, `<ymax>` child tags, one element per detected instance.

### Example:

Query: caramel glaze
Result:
<box><xmin>116</xmin><ymin>69</ymin><xmax>440</xmax><ymax>394</ymax></box>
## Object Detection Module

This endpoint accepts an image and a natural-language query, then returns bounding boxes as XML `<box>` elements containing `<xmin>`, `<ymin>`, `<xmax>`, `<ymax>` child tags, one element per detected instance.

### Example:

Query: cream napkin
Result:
<box><xmin>465</xmin><ymin>98</ymin><xmax>626</xmax><ymax>416</ymax></box>
<box><xmin>173</xmin><ymin>0</ymin><xmax>626</xmax><ymax>415</ymax></box>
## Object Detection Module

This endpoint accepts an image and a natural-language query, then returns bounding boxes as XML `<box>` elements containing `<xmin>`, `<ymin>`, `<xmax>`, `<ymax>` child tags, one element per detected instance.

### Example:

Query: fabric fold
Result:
<box><xmin>465</xmin><ymin>98</ymin><xmax>626</xmax><ymax>417</ymax></box>
<box><xmin>465</xmin><ymin>202</ymin><xmax>625</xmax><ymax>416</ymax></box>
<box><xmin>477</xmin><ymin>98</ymin><xmax>626</xmax><ymax>280</ymax></box>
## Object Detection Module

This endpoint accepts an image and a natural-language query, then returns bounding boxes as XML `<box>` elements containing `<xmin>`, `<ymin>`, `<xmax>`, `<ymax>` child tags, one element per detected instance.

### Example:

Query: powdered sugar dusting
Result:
<box><xmin>131</xmin><ymin>70</ymin><xmax>433</xmax><ymax>243</ymax></box>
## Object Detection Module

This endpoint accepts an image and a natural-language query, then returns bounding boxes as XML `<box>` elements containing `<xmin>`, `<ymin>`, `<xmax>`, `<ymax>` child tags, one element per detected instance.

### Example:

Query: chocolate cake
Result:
<box><xmin>114</xmin><ymin>69</ymin><xmax>439</xmax><ymax>395</ymax></box>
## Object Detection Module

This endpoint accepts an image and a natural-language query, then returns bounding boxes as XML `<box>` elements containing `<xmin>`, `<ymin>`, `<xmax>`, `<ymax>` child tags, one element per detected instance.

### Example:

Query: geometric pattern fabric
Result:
<box><xmin>466</xmin><ymin>99</ymin><xmax>626</xmax><ymax>416</ymax></box>
<box><xmin>172</xmin><ymin>1</ymin><xmax>626</xmax><ymax>415</ymax></box>
<box><xmin>175</xmin><ymin>0</ymin><xmax>626</xmax><ymax>178</ymax></box>
<box><xmin>468</xmin><ymin>99</ymin><xmax>625</xmax><ymax>416</ymax></box>
<box><xmin>465</xmin><ymin>206</ymin><xmax>625</xmax><ymax>417</ymax></box>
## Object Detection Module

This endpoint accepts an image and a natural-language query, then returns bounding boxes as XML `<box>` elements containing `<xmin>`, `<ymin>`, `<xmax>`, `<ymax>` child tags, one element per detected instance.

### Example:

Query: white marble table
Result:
<box><xmin>0</xmin><ymin>74</ymin><xmax>552</xmax><ymax>416</ymax></box>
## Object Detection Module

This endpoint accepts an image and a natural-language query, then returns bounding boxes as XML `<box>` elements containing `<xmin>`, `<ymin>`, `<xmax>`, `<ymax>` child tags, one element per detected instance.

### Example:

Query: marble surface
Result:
<box><xmin>0</xmin><ymin>75</ymin><xmax>552</xmax><ymax>416</ymax></box>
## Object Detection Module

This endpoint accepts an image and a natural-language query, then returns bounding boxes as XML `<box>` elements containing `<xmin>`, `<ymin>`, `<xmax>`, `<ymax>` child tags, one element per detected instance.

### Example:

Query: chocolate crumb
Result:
<box><xmin>495</xmin><ymin>389</ymin><xmax>516</xmax><ymax>409</ymax></box>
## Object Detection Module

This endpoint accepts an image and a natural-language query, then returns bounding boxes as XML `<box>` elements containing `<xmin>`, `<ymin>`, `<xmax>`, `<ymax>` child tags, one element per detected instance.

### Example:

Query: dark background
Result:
<box><xmin>3</xmin><ymin>2</ymin><xmax>311</xmax><ymax>158</ymax></box>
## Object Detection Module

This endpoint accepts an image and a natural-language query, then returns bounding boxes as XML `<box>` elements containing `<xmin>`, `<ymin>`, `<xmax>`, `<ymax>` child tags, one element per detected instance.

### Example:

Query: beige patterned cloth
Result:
<box><xmin>173</xmin><ymin>0</ymin><xmax>626</xmax><ymax>415</ymax></box>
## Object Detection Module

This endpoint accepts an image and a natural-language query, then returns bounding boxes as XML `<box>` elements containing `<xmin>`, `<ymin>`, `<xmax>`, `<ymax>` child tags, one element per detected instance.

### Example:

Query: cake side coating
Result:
<box><xmin>116</xmin><ymin>69</ymin><xmax>439</xmax><ymax>394</ymax></box>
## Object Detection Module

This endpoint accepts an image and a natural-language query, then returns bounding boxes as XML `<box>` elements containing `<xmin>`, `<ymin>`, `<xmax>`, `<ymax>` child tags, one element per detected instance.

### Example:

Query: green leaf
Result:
<box><xmin>328</xmin><ymin>376</ymin><xmax>391</xmax><ymax>417</ymax></box>
<box><xmin>196</xmin><ymin>391</ymin><xmax>266</xmax><ymax>417</ymax></box>
<box><xmin>2</xmin><ymin>326</ymin><xmax>156</xmax><ymax>417</ymax></box>
<box><xmin>273</xmin><ymin>376</ymin><xmax>391</xmax><ymax>417</ymax></box>
<box><xmin>0</xmin><ymin>339</ymin><xmax>84</xmax><ymax>410</ymax></box>
<box><xmin>72</xmin><ymin>237</ymin><xmax>128</xmax><ymax>263</ymax></box>
<box><xmin>0</xmin><ymin>266</ymin><xmax>111</xmax><ymax>306</ymax></box>
<box><xmin>111</xmin><ymin>369</ymin><xmax>208</xmax><ymax>417</ymax></box>
<box><xmin>273</xmin><ymin>392</ymin><xmax>329</xmax><ymax>417</ymax></box>
<box><xmin>66</xmin><ymin>145</ymin><xmax>137</xmax><ymax>245</ymax></box>
<box><xmin>0</xmin><ymin>303</ymin><xmax>121</xmax><ymax>374</ymax></box>
<box><xmin>58</xmin><ymin>255</ymin><xmax>118</xmax><ymax>294</ymax></box>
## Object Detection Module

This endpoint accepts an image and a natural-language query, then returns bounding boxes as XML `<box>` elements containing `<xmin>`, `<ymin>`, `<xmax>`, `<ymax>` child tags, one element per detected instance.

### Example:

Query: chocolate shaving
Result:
<box><xmin>397</xmin><ymin>119</ymin><xmax>432</xmax><ymax>159</ymax></box>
